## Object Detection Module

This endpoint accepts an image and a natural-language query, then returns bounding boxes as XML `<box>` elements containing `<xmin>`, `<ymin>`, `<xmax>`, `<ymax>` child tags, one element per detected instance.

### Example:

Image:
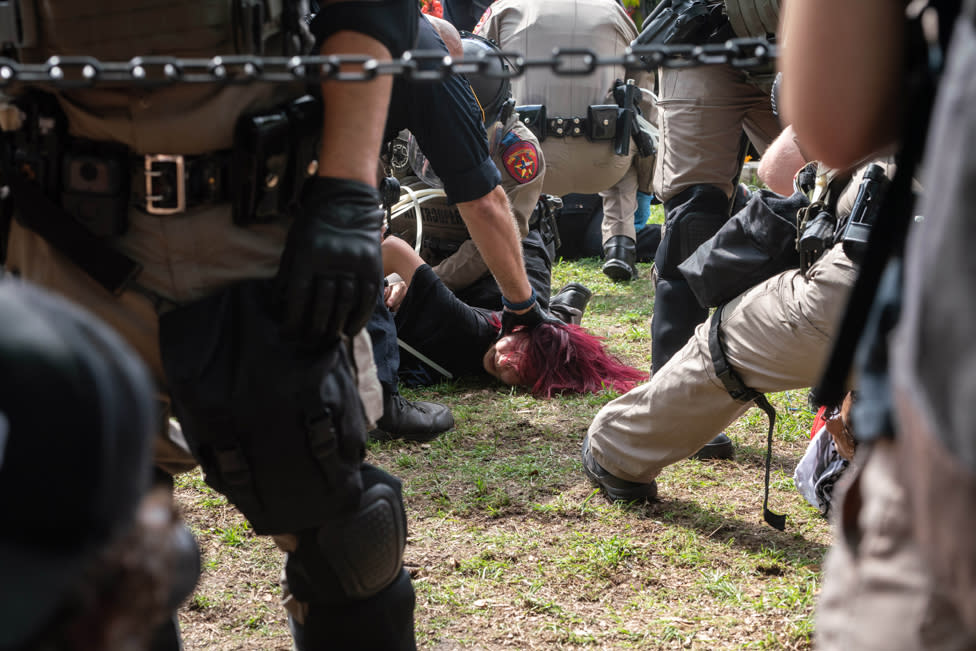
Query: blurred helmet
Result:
<box><xmin>460</xmin><ymin>31</ymin><xmax>513</xmax><ymax>124</ymax></box>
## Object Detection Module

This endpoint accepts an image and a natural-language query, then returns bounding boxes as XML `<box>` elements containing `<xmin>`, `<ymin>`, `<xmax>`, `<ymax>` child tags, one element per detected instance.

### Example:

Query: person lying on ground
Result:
<box><xmin>381</xmin><ymin>235</ymin><xmax>647</xmax><ymax>397</ymax></box>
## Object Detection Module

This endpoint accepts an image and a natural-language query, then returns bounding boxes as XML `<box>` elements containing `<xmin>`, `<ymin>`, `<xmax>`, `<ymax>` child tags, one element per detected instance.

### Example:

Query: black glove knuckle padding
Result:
<box><xmin>276</xmin><ymin>177</ymin><xmax>384</xmax><ymax>345</ymax></box>
<box><xmin>500</xmin><ymin>302</ymin><xmax>565</xmax><ymax>335</ymax></box>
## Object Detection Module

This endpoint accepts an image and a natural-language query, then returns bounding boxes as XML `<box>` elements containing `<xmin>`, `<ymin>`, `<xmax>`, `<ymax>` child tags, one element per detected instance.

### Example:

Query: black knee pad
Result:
<box><xmin>650</xmin><ymin>275</ymin><xmax>709</xmax><ymax>372</ymax></box>
<box><xmin>309</xmin><ymin>0</ymin><xmax>418</xmax><ymax>56</ymax></box>
<box><xmin>656</xmin><ymin>184</ymin><xmax>730</xmax><ymax>279</ymax></box>
<box><xmin>286</xmin><ymin>465</ymin><xmax>407</xmax><ymax>604</ymax></box>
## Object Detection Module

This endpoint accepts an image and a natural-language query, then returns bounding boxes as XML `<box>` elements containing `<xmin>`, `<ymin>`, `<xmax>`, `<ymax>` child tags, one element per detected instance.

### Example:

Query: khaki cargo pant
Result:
<box><xmin>587</xmin><ymin>243</ymin><xmax>857</xmax><ymax>482</ymax></box>
<box><xmin>540</xmin><ymin>137</ymin><xmax>639</xmax><ymax>245</ymax></box>
<box><xmin>653</xmin><ymin>63</ymin><xmax>781</xmax><ymax>204</ymax></box>
<box><xmin>5</xmin><ymin>207</ymin><xmax>383</xmax><ymax>476</ymax></box>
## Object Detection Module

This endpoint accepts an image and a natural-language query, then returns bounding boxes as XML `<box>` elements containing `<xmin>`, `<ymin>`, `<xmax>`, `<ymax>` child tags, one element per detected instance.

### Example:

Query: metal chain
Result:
<box><xmin>0</xmin><ymin>38</ymin><xmax>776</xmax><ymax>88</ymax></box>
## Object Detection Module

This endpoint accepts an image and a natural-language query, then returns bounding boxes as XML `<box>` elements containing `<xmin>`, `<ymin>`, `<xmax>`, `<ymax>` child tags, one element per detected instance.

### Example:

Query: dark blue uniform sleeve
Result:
<box><xmin>386</xmin><ymin>17</ymin><xmax>501</xmax><ymax>204</ymax></box>
<box><xmin>309</xmin><ymin>0</ymin><xmax>418</xmax><ymax>56</ymax></box>
<box><xmin>443</xmin><ymin>0</ymin><xmax>490</xmax><ymax>32</ymax></box>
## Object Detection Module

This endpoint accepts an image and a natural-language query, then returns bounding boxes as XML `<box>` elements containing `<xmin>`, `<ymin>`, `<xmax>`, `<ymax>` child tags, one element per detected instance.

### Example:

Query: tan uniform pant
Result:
<box><xmin>587</xmin><ymin>244</ymin><xmax>857</xmax><ymax>482</ymax></box>
<box><xmin>653</xmin><ymin>63</ymin><xmax>781</xmax><ymax>203</ymax></box>
<box><xmin>540</xmin><ymin>137</ymin><xmax>639</xmax><ymax>244</ymax></box>
<box><xmin>816</xmin><ymin>440</ymin><xmax>976</xmax><ymax>650</ymax></box>
<box><xmin>5</xmin><ymin>210</ymin><xmax>383</xmax><ymax>476</ymax></box>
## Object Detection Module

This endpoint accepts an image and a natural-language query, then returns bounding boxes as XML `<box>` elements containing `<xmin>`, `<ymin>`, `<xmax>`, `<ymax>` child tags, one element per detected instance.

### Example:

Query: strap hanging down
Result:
<box><xmin>708</xmin><ymin>304</ymin><xmax>787</xmax><ymax>531</ymax></box>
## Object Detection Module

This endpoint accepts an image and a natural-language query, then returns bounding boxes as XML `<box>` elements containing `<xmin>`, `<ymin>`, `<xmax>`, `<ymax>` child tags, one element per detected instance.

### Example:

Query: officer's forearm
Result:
<box><xmin>456</xmin><ymin>185</ymin><xmax>533</xmax><ymax>305</ymax></box>
<box><xmin>317</xmin><ymin>31</ymin><xmax>394</xmax><ymax>187</ymax></box>
<box><xmin>757</xmin><ymin>126</ymin><xmax>808</xmax><ymax>196</ymax></box>
<box><xmin>779</xmin><ymin>0</ymin><xmax>904</xmax><ymax>170</ymax></box>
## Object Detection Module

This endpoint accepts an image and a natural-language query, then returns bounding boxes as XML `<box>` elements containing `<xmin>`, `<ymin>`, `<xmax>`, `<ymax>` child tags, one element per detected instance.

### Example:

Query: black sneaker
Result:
<box><xmin>581</xmin><ymin>436</ymin><xmax>657</xmax><ymax>502</ymax></box>
<box><xmin>369</xmin><ymin>392</ymin><xmax>454</xmax><ymax>442</ymax></box>
<box><xmin>691</xmin><ymin>433</ymin><xmax>734</xmax><ymax>460</ymax></box>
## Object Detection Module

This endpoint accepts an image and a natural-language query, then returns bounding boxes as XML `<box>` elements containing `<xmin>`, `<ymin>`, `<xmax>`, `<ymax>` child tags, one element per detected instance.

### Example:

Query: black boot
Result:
<box><xmin>369</xmin><ymin>384</ymin><xmax>454</xmax><ymax>442</ymax></box>
<box><xmin>601</xmin><ymin>235</ymin><xmax>638</xmax><ymax>281</ymax></box>
<box><xmin>691</xmin><ymin>433</ymin><xmax>734</xmax><ymax>460</ymax></box>
<box><xmin>582</xmin><ymin>436</ymin><xmax>657</xmax><ymax>502</ymax></box>
<box><xmin>549</xmin><ymin>282</ymin><xmax>592</xmax><ymax>325</ymax></box>
<box><xmin>290</xmin><ymin>568</ymin><xmax>417</xmax><ymax>651</ymax></box>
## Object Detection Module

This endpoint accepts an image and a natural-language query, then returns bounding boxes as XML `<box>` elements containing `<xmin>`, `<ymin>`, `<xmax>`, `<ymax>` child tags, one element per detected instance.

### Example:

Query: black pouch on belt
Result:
<box><xmin>61</xmin><ymin>141</ymin><xmax>130</xmax><ymax>237</ymax></box>
<box><xmin>586</xmin><ymin>105</ymin><xmax>618</xmax><ymax>141</ymax></box>
<box><xmin>232</xmin><ymin>94</ymin><xmax>323</xmax><ymax>226</ymax></box>
<box><xmin>283</xmin><ymin>94</ymin><xmax>322</xmax><ymax>211</ymax></box>
<box><xmin>515</xmin><ymin>104</ymin><xmax>547</xmax><ymax>142</ymax></box>
<box><xmin>159</xmin><ymin>279</ymin><xmax>367</xmax><ymax>534</ymax></box>
<box><xmin>232</xmin><ymin>107</ymin><xmax>290</xmax><ymax>225</ymax></box>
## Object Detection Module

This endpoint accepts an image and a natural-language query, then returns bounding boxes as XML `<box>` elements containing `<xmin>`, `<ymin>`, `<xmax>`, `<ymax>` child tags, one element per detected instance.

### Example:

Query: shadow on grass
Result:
<box><xmin>621</xmin><ymin>494</ymin><xmax>828</xmax><ymax>565</ymax></box>
<box><xmin>713</xmin><ymin>444</ymin><xmax>810</xmax><ymax>477</ymax></box>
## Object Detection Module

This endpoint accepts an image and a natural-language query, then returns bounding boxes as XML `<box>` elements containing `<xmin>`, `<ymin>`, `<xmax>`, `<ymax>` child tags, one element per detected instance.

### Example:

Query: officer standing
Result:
<box><xmin>475</xmin><ymin>0</ymin><xmax>656</xmax><ymax>282</ymax></box>
<box><xmin>1</xmin><ymin>1</ymin><xmax>422</xmax><ymax>649</ymax></box>
<box><xmin>641</xmin><ymin>0</ymin><xmax>780</xmax><ymax>457</ymax></box>
<box><xmin>582</xmin><ymin>157</ymin><xmax>884</xmax><ymax>513</ymax></box>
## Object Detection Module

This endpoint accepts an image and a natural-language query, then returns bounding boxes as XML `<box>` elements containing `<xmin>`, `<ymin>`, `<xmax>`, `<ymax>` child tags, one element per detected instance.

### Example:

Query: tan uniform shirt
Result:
<box><xmin>476</xmin><ymin>0</ymin><xmax>653</xmax><ymax>243</ymax></box>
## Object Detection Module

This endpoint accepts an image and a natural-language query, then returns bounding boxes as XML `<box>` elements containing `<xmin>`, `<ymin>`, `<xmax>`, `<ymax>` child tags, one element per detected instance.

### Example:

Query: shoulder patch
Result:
<box><xmin>473</xmin><ymin>7</ymin><xmax>491</xmax><ymax>35</ymax></box>
<box><xmin>502</xmin><ymin>140</ymin><xmax>539</xmax><ymax>184</ymax></box>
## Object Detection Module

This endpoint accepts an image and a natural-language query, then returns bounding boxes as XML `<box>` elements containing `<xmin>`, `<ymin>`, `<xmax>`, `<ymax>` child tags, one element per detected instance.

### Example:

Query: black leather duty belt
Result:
<box><xmin>517</xmin><ymin>104</ymin><xmax>621</xmax><ymax>142</ymax></box>
<box><xmin>547</xmin><ymin>105</ymin><xmax>618</xmax><ymax>140</ymax></box>
<box><xmin>547</xmin><ymin>116</ymin><xmax>588</xmax><ymax>137</ymax></box>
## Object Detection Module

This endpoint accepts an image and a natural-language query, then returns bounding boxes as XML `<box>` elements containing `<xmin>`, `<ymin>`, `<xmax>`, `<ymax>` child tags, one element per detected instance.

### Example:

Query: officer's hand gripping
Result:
<box><xmin>275</xmin><ymin>177</ymin><xmax>383</xmax><ymax>346</ymax></box>
<box><xmin>500</xmin><ymin>300</ymin><xmax>565</xmax><ymax>336</ymax></box>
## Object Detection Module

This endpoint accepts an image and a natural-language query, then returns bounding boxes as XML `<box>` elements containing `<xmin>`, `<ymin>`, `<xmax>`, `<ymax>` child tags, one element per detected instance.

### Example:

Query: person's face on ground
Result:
<box><xmin>482</xmin><ymin>332</ymin><xmax>530</xmax><ymax>387</ymax></box>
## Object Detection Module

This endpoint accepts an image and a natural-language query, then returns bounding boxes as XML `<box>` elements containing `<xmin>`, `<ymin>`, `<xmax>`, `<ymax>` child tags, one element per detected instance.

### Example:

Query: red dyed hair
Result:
<box><xmin>513</xmin><ymin>323</ymin><xmax>648</xmax><ymax>398</ymax></box>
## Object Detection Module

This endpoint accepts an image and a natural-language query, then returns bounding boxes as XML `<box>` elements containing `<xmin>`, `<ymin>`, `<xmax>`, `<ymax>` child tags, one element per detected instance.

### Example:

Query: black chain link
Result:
<box><xmin>0</xmin><ymin>39</ymin><xmax>776</xmax><ymax>88</ymax></box>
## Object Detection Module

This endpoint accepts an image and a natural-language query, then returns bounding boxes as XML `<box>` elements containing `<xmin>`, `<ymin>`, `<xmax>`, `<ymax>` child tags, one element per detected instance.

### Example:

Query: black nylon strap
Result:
<box><xmin>9</xmin><ymin>175</ymin><xmax>142</xmax><ymax>295</ymax></box>
<box><xmin>708</xmin><ymin>305</ymin><xmax>787</xmax><ymax>530</ymax></box>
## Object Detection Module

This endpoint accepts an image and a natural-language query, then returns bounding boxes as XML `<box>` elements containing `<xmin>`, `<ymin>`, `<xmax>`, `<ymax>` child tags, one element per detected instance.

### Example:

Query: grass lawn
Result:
<box><xmin>175</xmin><ymin>234</ymin><xmax>831</xmax><ymax>650</ymax></box>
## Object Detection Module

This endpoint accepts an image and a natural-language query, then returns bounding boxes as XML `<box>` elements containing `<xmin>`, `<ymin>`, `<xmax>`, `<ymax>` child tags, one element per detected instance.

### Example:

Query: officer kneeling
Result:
<box><xmin>581</xmin><ymin>156</ymin><xmax>892</xmax><ymax>528</ymax></box>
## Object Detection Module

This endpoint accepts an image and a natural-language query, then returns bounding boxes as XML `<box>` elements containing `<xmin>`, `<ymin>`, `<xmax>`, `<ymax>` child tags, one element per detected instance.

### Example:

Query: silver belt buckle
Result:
<box><xmin>144</xmin><ymin>154</ymin><xmax>185</xmax><ymax>215</ymax></box>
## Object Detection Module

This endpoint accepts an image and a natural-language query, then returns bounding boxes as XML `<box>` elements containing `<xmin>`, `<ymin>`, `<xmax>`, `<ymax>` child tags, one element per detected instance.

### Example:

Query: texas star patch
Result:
<box><xmin>502</xmin><ymin>140</ymin><xmax>539</xmax><ymax>184</ymax></box>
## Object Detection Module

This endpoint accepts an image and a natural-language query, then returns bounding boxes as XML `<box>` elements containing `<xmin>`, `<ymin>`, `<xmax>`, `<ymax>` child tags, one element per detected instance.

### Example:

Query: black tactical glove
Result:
<box><xmin>275</xmin><ymin>176</ymin><xmax>383</xmax><ymax>347</ymax></box>
<box><xmin>500</xmin><ymin>300</ymin><xmax>566</xmax><ymax>336</ymax></box>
